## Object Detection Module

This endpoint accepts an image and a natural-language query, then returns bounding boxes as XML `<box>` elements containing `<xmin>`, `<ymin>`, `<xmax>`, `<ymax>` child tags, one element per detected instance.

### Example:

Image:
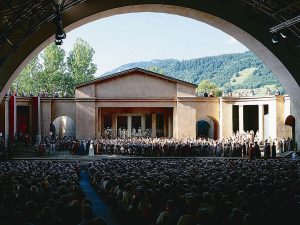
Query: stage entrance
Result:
<box><xmin>99</xmin><ymin>107</ymin><xmax>173</xmax><ymax>138</ymax></box>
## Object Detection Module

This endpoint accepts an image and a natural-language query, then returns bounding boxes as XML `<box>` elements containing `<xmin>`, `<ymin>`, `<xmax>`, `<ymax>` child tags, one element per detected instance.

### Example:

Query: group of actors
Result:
<box><xmin>34</xmin><ymin>129</ymin><xmax>295</xmax><ymax>159</ymax></box>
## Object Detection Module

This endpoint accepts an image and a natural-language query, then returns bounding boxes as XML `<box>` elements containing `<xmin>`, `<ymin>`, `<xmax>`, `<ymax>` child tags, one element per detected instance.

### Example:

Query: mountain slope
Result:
<box><xmin>103</xmin><ymin>51</ymin><xmax>283</xmax><ymax>94</ymax></box>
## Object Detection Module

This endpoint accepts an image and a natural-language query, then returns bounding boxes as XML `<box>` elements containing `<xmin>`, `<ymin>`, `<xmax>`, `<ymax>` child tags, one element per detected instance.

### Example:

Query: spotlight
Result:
<box><xmin>53</xmin><ymin>7</ymin><xmax>66</xmax><ymax>45</ymax></box>
<box><xmin>280</xmin><ymin>32</ymin><xmax>287</xmax><ymax>39</ymax></box>
<box><xmin>55</xmin><ymin>29</ymin><xmax>66</xmax><ymax>40</ymax></box>
<box><xmin>55</xmin><ymin>39</ymin><xmax>63</xmax><ymax>45</ymax></box>
<box><xmin>271</xmin><ymin>33</ymin><xmax>280</xmax><ymax>44</ymax></box>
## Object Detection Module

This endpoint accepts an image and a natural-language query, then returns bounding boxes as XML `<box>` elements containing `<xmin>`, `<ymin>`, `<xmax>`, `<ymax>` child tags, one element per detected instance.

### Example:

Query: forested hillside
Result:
<box><xmin>104</xmin><ymin>51</ymin><xmax>284</xmax><ymax>94</ymax></box>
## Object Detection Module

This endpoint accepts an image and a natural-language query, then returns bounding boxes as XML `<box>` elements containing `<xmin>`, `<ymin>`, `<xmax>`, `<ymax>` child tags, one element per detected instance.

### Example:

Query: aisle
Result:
<box><xmin>79</xmin><ymin>170</ymin><xmax>120</xmax><ymax>225</ymax></box>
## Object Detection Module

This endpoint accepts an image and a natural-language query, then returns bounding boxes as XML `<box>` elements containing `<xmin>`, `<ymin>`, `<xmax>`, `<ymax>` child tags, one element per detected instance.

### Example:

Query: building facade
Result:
<box><xmin>0</xmin><ymin>68</ymin><xmax>295</xmax><ymax>145</ymax></box>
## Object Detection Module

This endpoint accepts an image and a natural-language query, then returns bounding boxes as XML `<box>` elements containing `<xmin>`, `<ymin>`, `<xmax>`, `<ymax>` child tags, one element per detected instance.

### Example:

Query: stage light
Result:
<box><xmin>271</xmin><ymin>33</ymin><xmax>280</xmax><ymax>44</ymax></box>
<box><xmin>53</xmin><ymin>3</ymin><xmax>66</xmax><ymax>45</ymax></box>
<box><xmin>55</xmin><ymin>39</ymin><xmax>63</xmax><ymax>45</ymax></box>
<box><xmin>280</xmin><ymin>32</ymin><xmax>287</xmax><ymax>39</ymax></box>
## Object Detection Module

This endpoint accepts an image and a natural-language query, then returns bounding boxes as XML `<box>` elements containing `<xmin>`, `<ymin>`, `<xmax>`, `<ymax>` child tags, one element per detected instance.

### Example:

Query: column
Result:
<box><xmin>95</xmin><ymin>107</ymin><xmax>98</xmax><ymax>138</ymax></box>
<box><xmin>127</xmin><ymin>116</ymin><xmax>132</xmax><ymax>138</ymax></box>
<box><xmin>4</xmin><ymin>99</ymin><xmax>9</xmax><ymax>147</ymax></box>
<box><xmin>98</xmin><ymin>108</ymin><xmax>101</xmax><ymax>138</ymax></box>
<box><xmin>29</xmin><ymin>106</ymin><xmax>32</xmax><ymax>137</ymax></box>
<box><xmin>219</xmin><ymin>98</ymin><xmax>223</xmax><ymax>139</ymax></box>
<box><xmin>9</xmin><ymin>96</ymin><xmax>16</xmax><ymax>140</ymax></box>
<box><xmin>151</xmin><ymin>113</ymin><xmax>157</xmax><ymax>138</ymax></box>
<box><xmin>32</xmin><ymin>96</ymin><xmax>40</xmax><ymax>136</ymax></box>
<box><xmin>168</xmin><ymin>110</ymin><xmax>172</xmax><ymax>138</ymax></box>
<box><xmin>258</xmin><ymin>105</ymin><xmax>264</xmax><ymax>142</ymax></box>
<box><xmin>239</xmin><ymin>105</ymin><xmax>244</xmax><ymax>132</ymax></box>
<box><xmin>141</xmin><ymin>115</ymin><xmax>146</xmax><ymax>133</ymax></box>
<box><xmin>164</xmin><ymin>112</ymin><xmax>168</xmax><ymax>137</ymax></box>
<box><xmin>112</xmin><ymin>114</ymin><xmax>117</xmax><ymax>138</ymax></box>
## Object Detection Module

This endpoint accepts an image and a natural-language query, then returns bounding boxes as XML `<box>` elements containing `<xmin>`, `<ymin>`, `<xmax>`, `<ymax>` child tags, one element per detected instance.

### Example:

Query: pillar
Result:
<box><xmin>127</xmin><ymin>116</ymin><xmax>132</xmax><ymax>138</ymax></box>
<box><xmin>32</xmin><ymin>96</ymin><xmax>41</xmax><ymax>137</ymax></box>
<box><xmin>141</xmin><ymin>115</ymin><xmax>146</xmax><ymax>134</ymax></box>
<box><xmin>9</xmin><ymin>96</ymin><xmax>16</xmax><ymax>140</ymax></box>
<box><xmin>98</xmin><ymin>108</ymin><xmax>101</xmax><ymax>138</ymax></box>
<box><xmin>112</xmin><ymin>114</ymin><xmax>117</xmax><ymax>138</ymax></box>
<box><xmin>219</xmin><ymin>98</ymin><xmax>223</xmax><ymax>139</ymax></box>
<box><xmin>4</xmin><ymin>98</ymin><xmax>9</xmax><ymax>147</ymax></box>
<box><xmin>151</xmin><ymin>113</ymin><xmax>156</xmax><ymax>138</ymax></box>
<box><xmin>164</xmin><ymin>112</ymin><xmax>168</xmax><ymax>137</ymax></box>
<box><xmin>258</xmin><ymin>104</ymin><xmax>264</xmax><ymax>141</ymax></box>
<box><xmin>239</xmin><ymin>105</ymin><xmax>244</xmax><ymax>132</ymax></box>
<box><xmin>168</xmin><ymin>110</ymin><xmax>172</xmax><ymax>138</ymax></box>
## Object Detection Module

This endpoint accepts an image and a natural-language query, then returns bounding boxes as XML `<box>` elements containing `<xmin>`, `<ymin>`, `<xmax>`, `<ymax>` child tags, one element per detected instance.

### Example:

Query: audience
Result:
<box><xmin>0</xmin><ymin>161</ymin><xmax>105</xmax><ymax>225</ymax></box>
<box><xmin>88</xmin><ymin>158</ymin><xmax>300</xmax><ymax>225</ymax></box>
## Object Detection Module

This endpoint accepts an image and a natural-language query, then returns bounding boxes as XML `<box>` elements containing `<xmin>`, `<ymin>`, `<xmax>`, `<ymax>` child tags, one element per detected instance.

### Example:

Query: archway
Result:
<box><xmin>0</xmin><ymin>2</ymin><xmax>299</xmax><ymax>144</ymax></box>
<box><xmin>52</xmin><ymin>116</ymin><xmax>76</xmax><ymax>138</ymax></box>
<box><xmin>285</xmin><ymin>115</ymin><xmax>295</xmax><ymax>141</ymax></box>
<box><xmin>196</xmin><ymin>116</ymin><xmax>217</xmax><ymax>140</ymax></box>
<box><xmin>197</xmin><ymin>121</ymin><xmax>211</xmax><ymax>138</ymax></box>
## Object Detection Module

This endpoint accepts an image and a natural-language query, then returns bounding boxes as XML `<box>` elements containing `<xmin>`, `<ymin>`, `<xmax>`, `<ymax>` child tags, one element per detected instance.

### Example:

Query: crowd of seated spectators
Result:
<box><xmin>88</xmin><ymin>158</ymin><xmax>300</xmax><ymax>225</ymax></box>
<box><xmin>0</xmin><ymin>161</ymin><xmax>105</xmax><ymax>225</ymax></box>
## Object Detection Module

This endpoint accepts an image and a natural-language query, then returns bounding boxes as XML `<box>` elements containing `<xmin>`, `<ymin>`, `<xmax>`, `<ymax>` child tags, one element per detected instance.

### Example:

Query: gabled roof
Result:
<box><xmin>76</xmin><ymin>67</ymin><xmax>197</xmax><ymax>88</ymax></box>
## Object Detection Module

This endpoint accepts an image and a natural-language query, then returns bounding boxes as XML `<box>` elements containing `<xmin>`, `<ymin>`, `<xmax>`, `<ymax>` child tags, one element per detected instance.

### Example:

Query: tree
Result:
<box><xmin>196</xmin><ymin>80</ymin><xmax>223</xmax><ymax>97</ymax></box>
<box><xmin>67</xmin><ymin>38</ymin><xmax>97</xmax><ymax>94</ymax></box>
<box><xmin>40</xmin><ymin>43</ymin><xmax>68</xmax><ymax>95</ymax></box>
<box><xmin>146</xmin><ymin>66</ymin><xmax>165</xmax><ymax>74</ymax></box>
<box><xmin>11</xmin><ymin>38</ymin><xmax>97</xmax><ymax>97</ymax></box>
<box><xmin>11</xmin><ymin>57</ymin><xmax>42</xmax><ymax>94</ymax></box>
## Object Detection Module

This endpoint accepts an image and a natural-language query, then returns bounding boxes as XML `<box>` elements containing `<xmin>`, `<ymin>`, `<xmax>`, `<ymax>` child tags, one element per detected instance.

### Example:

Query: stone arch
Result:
<box><xmin>0</xmin><ymin>3</ymin><xmax>299</xmax><ymax>143</ymax></box>
<box><xmin>285</xmin><ymin>115</ymin><xmax>295</xmax><ymax>140</ymax></box>
<box><xmin>1</xmin><ymin>4</ymin><xmax>300</xmax><ymax>103</ymax></box>
<box><xmin>196</xmin><ymin>116</ymin><xmax>218</xmax><ymax>140</ymax></box>
<box><xmin>52</xmin><ymin>116</ymin><xmax>76</xmax><ymax>137</ymax></box>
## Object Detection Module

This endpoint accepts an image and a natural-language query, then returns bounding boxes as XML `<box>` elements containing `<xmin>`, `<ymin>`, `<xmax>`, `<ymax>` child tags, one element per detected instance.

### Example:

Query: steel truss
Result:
<box><xmin>243</xmin><ymin>0</ymin><xmax>300</xmax><ymax>38</ymax></box>
<box><xmin>0</xmin><ymin>0</ymin><xmax>86</xmax><ymax>66</ymax></box>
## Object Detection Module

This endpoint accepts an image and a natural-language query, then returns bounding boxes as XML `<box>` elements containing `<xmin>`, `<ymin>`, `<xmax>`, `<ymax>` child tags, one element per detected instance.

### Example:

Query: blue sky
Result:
<box><xmin>62</xmin><ymin>12</ymin><xmax>248</xmax><ymax>76</ymax></box>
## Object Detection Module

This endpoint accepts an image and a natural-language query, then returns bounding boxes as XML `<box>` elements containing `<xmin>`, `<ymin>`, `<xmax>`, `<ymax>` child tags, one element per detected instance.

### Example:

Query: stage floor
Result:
<box><xmin>10</xmin><ymin>150</ymin><xmax>296</xmax><ymax>161</ymax></box>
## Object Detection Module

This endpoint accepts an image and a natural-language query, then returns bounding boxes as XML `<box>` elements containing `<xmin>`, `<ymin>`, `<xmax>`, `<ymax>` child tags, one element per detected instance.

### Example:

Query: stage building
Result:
<box><xmin>0</xmin><ymin>68</ymin><xmax>295</xmax><ymax>144</ymax></box>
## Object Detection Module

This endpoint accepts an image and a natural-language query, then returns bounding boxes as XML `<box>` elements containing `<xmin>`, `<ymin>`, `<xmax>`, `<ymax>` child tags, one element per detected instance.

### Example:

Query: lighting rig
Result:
<box><xmin>53</xmin><ymin>0</ymin><xmax>66</xmax><ymax>45</ymax></box>
<box><xmin>270</xmin><ymin>15</ymin><xmax>300</xmax><ymax>44</ymax></box>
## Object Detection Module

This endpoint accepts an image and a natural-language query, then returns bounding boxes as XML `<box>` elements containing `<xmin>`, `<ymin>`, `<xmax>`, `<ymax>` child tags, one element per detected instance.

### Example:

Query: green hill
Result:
<box><xmin>103</xmin><ymin>51</ymin><xmax>284</xmax><ymax>95</ymax></box>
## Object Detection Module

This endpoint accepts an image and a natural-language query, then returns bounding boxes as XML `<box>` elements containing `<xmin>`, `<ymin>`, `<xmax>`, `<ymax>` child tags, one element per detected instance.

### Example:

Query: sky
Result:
<box><xmin>62</xmin><ymin>12</ymin><xmax>248</xmax><ymax>76</ymax></box>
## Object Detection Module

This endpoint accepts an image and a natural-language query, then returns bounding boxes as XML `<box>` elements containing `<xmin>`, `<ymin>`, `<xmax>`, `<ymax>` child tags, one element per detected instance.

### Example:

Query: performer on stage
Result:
<box><xmin>89</xmin><ymin>140</ymin><xmax>94</xmax><ymax>156</ymax></box>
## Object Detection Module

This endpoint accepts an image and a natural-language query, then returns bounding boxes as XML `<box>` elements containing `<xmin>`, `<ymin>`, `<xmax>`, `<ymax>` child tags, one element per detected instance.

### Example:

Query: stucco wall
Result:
<box><xmin>276</xmin><ymin>96</ymin><xmax>286</xmax><ymax>139</ymax></box>
<box><xmin>221</xmin><ymin>101</ymin><xmax>233</xmax><ymax>138</ymax></box>
<box><xmin>176</xmin><ymin>101</ymin><xmax>196</xmax><ymax>139</ymax></box>
<box><xmin>94</xmin><ymin>73</ymin><xmax>178</xmax><ymax>98</ymax></box>
<box><xmin>96</xmin><ymin>101</ymin><xmax>176</xmax><ymax>108</ymax></box>
<box><xmin>51</xmin><ymin>99</ymin><xmax>76</xmax><ymax>122</ymax></box>
<box><xmin>176</xmin><ymin>83</ymin><xmax>196</xmax><ymax>97</ymax></box>
<box><xmin>75</xmin><ymin>84</ymin><xmax>95</xmax><ymax>98</ymax></box>
<box><xmin>268</xmin><ymin>100</ymin><xmax>277</xmax><ymax>140</ymax></box>
<box><xmin>76</xmin><ymin>101</ymin><xmax>95</xmax><ymax>139</ymax></box>
<box><xmin>194</xmin><ymin>98</ymin><xmax>220</xmax><ymax>139</ymax></box>
<box><xmin>41</xmin><ymin>100</ymin><xmax>51</xmax><ymax>137</ymax></box>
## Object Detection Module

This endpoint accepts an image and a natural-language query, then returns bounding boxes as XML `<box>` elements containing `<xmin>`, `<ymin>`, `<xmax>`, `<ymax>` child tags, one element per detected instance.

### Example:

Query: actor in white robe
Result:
<box><xmin>89</xmin><ymin>141</ymin><xmax>94</xmax><ymax>156</ymax></box>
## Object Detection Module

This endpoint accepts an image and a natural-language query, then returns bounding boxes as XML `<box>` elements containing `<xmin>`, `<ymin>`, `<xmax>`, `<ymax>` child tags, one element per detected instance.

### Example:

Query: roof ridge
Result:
<box><xmin>76</xmin><ymin>68</ymin><xmax>197</xmax><ymax>88</ymax></box>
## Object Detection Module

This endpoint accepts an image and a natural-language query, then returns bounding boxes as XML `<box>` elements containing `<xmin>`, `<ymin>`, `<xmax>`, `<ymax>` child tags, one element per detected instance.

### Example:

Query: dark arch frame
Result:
<box><xmin>0</xmin><ymin>0</ymin><xmax>299</xmax><ymax>144</ymax></box>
